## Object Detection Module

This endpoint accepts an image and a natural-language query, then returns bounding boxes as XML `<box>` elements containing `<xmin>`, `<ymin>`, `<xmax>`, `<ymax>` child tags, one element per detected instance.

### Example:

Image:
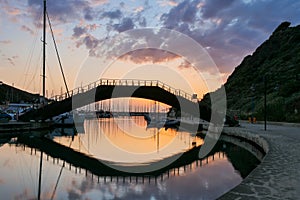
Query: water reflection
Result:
<box><xmin>0</xmin><ymin>117</ymin><xmax>263</xmax><ymax>200</ymax></box>
<box><xmin>87</xmin><ymin>117</ymin><xmax>201</xmax><ymax>162</ymax></box>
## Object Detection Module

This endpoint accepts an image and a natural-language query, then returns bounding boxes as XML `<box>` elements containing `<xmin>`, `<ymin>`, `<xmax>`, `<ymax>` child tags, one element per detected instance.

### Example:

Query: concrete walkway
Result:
<box><xmin>219</xmin><ymin>122</ymin><xmax>300</xmax><ymax>199</ymax></box>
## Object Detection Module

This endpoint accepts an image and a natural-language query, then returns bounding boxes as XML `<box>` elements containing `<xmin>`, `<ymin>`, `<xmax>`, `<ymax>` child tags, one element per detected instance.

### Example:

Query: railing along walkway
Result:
<box><xmin>50</xmin><ymin>79</ymin><xmax>197</xmax><ymax>102</ymax></box>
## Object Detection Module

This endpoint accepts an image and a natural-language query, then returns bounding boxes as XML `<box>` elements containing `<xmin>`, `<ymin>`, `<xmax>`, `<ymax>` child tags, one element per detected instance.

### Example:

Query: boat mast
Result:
<box><xmin>42</xmin><ymin>0</ymin><xmax>46</xmax><ymax>100</ymax></box>
<box><xmin>38</xmin><ymin>2</ymin><xmax>46</xmax><ymax>200</ymax></box>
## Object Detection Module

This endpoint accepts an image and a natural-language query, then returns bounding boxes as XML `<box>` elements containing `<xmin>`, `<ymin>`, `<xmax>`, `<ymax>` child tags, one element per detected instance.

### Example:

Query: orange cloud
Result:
<box><xmin>6</xmin><ymin>7</ymin><xmax>21</xmax><ymax>16</ymax></box>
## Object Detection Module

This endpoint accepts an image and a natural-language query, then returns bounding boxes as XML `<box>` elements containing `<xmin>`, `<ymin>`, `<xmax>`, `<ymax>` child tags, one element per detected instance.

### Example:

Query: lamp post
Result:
<box><xmin>250</xmin><ymin>84</ymin><xmax>255</xmax><ymax>123</ymax></box>
<box><xmin>264</xmin><ymin>75</ymin><xmax>267</xmax><ymax>131</ymax></box>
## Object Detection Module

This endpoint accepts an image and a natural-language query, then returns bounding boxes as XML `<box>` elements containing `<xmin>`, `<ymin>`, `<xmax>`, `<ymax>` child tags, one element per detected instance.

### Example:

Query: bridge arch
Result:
<box><xmin>20</xmin><ymin>79</ymin><xmax>210</xmax><ymax>122</ymax></box>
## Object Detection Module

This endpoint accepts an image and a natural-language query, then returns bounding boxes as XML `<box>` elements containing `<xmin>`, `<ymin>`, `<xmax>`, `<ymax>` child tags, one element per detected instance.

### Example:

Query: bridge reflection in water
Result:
<box><xmin>0</xmin><ymin>117</ymin><xmax>264</xmax><ymax>200</ymax></box>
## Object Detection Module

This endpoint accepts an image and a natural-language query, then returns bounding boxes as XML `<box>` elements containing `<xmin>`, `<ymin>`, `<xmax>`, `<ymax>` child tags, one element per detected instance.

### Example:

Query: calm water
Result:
<box><xmin>0</xmin><ymin>117</ymin><xmax>263</xmax><ymax>200</ymax></box>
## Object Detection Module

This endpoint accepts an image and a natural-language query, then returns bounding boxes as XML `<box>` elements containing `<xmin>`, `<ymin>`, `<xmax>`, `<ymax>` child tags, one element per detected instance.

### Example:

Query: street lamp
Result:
<box><xmin>250</xmin><ymin>84</ymin><xmax>255</xmax><ymax>123</ymax></box>
<box><xmin>264</xmin><ymin>75</ymin><xmax>267</xmax><ymax>131</ymax></box>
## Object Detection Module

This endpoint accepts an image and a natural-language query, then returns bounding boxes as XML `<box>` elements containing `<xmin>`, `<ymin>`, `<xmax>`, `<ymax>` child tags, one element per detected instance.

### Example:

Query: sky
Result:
<box><xmin>0</xmin><ymin>0</ymin><xmax>300</xmax><ymax>98</ymax></box>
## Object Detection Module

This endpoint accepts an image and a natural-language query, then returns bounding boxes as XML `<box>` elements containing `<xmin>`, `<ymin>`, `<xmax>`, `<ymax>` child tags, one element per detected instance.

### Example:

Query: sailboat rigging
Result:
<box><xmin>46</xmin><ymin>12</ymin><xmax>70</xmax><ymax>98</ymax></box>
<box><xmin>40</xmin><ymin>0</ymin><xmax>70</xmax><ymax>103</ymax></box>
<box><xmin>38</xmin><ymin>0</ymin><xmax>72</xmax><ymax>199</ymax></box>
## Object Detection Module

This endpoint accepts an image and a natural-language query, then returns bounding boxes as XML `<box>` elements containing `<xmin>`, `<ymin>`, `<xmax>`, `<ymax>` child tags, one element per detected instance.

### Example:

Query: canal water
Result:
<box><xmin>0</xmin><ymin>117</ymin><xmax>263</xmax><ymax>200</ymax></box>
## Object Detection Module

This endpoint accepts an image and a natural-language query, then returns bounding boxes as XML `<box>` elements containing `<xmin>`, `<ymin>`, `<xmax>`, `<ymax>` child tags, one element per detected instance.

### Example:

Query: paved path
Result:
<box><xmin>219</xmin><ymin>122</ymin><xmax>300</xmax><ymax>199</ymax></box>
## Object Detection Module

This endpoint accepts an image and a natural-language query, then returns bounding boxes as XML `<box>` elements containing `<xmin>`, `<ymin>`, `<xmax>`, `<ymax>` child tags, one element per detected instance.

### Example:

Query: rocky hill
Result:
<box><xmin>203</xmin><ymin>22</ymin><xmax>300</xmax><ymax>122</ymax></box>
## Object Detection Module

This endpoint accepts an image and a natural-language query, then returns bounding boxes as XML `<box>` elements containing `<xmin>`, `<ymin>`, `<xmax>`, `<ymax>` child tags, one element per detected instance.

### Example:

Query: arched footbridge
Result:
<box><xmin>19</xmin><ymin>79</ymin><xmax>212</xmax><ymax>122</ymax></box>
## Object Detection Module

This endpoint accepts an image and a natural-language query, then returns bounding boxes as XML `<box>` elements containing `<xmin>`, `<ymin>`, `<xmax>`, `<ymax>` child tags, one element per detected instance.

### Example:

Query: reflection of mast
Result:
<box><xmin>157</xmin><ymin>128</ymin><xmax>159</xmax><ymax>152</ymax></box>
<box><xmin>38</xmin><ymin>150</ymin><xmax>43</xmax><ymax>200</ymax></box>
<box><xmin>88</xmin><ymin>122</ymin><xmax>90</xmax><ymax>151</ymax></box>
<box><xmin>129</xmin><ymin>99</ymin><xmax>132</xmax><ymax>113</ymax></box>
<box><xmin>108</xmin><ymin>99</ymin><xmax>111</xmax><ymax>112</ymax></box>
<box><xmin>51</xmin><ymin>137</ymin><xmax>74</xmax><ymax>200</ymax></box>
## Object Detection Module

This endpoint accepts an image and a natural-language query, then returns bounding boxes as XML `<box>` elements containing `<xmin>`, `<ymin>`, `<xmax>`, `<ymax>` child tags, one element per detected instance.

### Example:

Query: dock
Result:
<box><xmin>0</xmin><ymin>121</ymin><xmax>52</xmax><ymax>137</ymax></box>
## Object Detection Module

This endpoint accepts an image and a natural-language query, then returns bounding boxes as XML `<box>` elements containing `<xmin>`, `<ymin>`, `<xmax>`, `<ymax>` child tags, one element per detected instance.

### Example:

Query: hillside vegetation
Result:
<box><xmin>0</xmin><ymin>82</ymin><xmax>40</xmax><ymax>104</ymax></box>
<box><xmin>205</xmin><ymin>22</ymin><xmax>300</xmax><ymax>122</ymax></box>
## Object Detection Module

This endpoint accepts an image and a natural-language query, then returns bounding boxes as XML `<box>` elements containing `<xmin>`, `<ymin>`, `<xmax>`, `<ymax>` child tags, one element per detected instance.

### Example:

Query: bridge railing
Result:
<box><xmin>50</xmin><ymin>78</ymin><xmax>196</xmax><ymax>102</ymax></box>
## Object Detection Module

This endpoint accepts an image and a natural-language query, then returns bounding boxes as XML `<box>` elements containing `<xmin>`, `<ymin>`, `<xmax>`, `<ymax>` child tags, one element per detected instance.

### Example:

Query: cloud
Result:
<box><xmin>113</xmin><ymin>17</ymin><xmax>135</xmax><ymax>32</ymax></box>
<box><xmin>102</xmin><ymin>9</ymin><xmax>123</xmax><ymax>19</ymax></box>
<box><xmin>6</xmin><ymin>7</ymin><xmax>21</xmax><ymax>16</ymax></box>
<box><xmin>160</xmin><ymin>0</ymin><xmax>201</xmax><ymax>29</ymax></box>
<box><xmin>84</xmin><ymin>35</ymin><xmax>99</xmax><ymax>48</ymax></box>
<box><xmin>156</xmin><ymin>0</ymin><xmax>300</xmax><ymax>73</ymax></box>
<box><xmin>70</xmin><ymin>3</ymin><xmax>145</xmax><ymax>55</ymax></box>
<box><xmin>90</xmin><ymin>0</ymin><xmax>109</xmax><ymax>6</ymax></box>
<box><xmin>0</xmin><ymin>1</ymin><xmax>23</xmax><ymax>23</ymax></box>
<box><xmin>159</xmin><ymin>0</ymin><xmax>179</xmax><ymax>7</ymax></box>
<box><xmin>76</xmin><ymin>34</ymin><xmax>100</xmax><ymax>56</ymax></box>
<box><xmin>201</xmin><ymin>0</ymin><xmax>236</xmax><ymax>19</ymax></box>
<box><xmin>72</xmin><ymin>23</ymin><xmax>102</xmax><ymax>56</ymax></box>
<box><xmin>120</xmin><ymin>2</ymin><xmax>125</xmax><ymax>8</ymax></box>
<box><xmin>72</xmin><ymin>26</ymin><xmax>87</xmax><ymax>38</ymax></box>
<box><xmin>26</xmin><ymin>0</ymin><xmax>299</xmax><ymax>75</ymax></box>
<box><xmin>1</xmin><ymin>53</ymin><xmax>18</xmax><ymax>66</ymax></box>
<box><xmin>178</xmin><ymin>60</ymin><xmax>192</xmax><ymax>69</ymax></box>
<box><xmin>120</xmin><ymin>49</ymin><xmax>180</xmax><ymax>64</ymax></box>
<box><xmin>201</xmin><ymin>0</ymin><xmax>300</xmax><ymax>71</ymax></box>
<box><xmin>83</xmin><ymin>7</ymin><xmax>95</xmax><ymax>21</ymax></box>
<box><xmin>21</xmin><ymin>25</ymin><xmax>34</xmax><ymax>35</ymax></box>
<box><xmin>27</xmin><ymin>0</ymin><xmax>93</xmax><ymax>26</ymax></box>
<box><xmin>7</xmin><ymin>57</ymin><xmax>15</xmax><ymax>66</ymax></box>
<box><xmin>90</xmin><ymin>27</ymin><xmax>218</xmax><ymax>75</ymax></box>
<box><xmin>134</xmin><ymin>6</ymin><xmax>144</xmax><ymax>13</ymax></box>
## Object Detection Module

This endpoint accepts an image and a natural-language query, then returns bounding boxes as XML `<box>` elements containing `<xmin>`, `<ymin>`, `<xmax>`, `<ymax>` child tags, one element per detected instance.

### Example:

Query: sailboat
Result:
<box><xmin>36</xmin><ymin>1</ymin><xmax>81</xmax><ymax>199</ymax></box>
<box><xmin>34</xmin><ymin>0</ymin><xmax>85</xmax><ymax>127</ymax></box>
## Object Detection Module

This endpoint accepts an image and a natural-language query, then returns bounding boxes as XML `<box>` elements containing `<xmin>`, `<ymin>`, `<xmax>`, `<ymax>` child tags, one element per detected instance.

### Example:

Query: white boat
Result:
<box><xmin>52</xmin><ymin>111</ymin><xmax>85</xmax><ymax>127</ymax></box>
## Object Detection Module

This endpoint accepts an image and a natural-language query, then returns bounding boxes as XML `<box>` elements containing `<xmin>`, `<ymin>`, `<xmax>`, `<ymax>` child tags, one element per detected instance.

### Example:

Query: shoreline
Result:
<box><xmin>219</xmin><ymin>122</ymin><xmax>300</xmax><ymax>199</ymax></box>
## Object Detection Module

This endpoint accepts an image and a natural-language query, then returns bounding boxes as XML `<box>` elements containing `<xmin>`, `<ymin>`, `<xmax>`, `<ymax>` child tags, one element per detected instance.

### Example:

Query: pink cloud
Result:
<box><xmin>1</xmin><ymin>1</ymin><xmax>23</xmax><ymax>23</ymax></box>
<box><xmin>159</xmin><ymin>0</ymin><xmax>179</xmax><ymax>7</ymax></box>
<box><xmin>90</xmin><ymin>0</ymin><xmax>109</xmax><ymax>6</ymax></box>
